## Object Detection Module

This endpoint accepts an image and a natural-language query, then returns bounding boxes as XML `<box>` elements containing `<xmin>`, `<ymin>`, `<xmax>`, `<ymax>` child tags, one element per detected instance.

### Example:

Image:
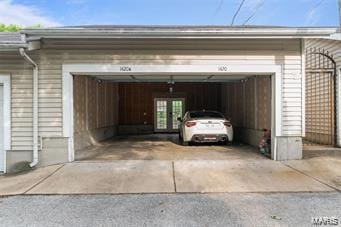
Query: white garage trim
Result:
<box><xmin>337</xmin><ymin>68</ymin><xmax>341</xmax><ymax>147</ymax></box>
<box><xmin>301</xmin><ymin>39</ymin><xmax>306</xmax><ymax>137</ymax></box>
<box><xmin>63</xmin><ymin>64</ymin><xmax>282</xmax><ymax>162</ymax></box>
<box><xmin>0</xmin><ymin>74</ymin><xmax>11</xmax><ymax>173</ymax></box>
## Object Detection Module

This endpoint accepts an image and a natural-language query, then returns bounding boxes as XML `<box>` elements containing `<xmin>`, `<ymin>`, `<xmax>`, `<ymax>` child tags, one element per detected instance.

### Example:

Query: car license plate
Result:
<box><xmin>205</xmin><ymin>136</ymin><xmax>216</xmax><ymax>140</ymax></box>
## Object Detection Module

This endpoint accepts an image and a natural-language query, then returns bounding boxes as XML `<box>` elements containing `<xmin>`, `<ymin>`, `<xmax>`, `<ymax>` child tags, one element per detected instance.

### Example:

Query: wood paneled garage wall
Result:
<box><xmin>221</xmin><ymin>76</ymin><xmax>272</xmax><ymax>145</ymax></box>
<box><xmin>118</xmin><ymin>82</ymin><xmax>222</xmax><ymax>128</ymax></box>
<box><xmin>73</xmin><ymin>75</ymin><xmax>119</xmax><ymax>150</ymax></box>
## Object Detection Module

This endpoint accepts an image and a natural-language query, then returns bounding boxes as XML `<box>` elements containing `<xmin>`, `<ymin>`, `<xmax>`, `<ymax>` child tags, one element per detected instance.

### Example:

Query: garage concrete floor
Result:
<box><xmin>75</xmin><ymin>134</ymin><xmax>266</xmax><ymax>161</ymax></box>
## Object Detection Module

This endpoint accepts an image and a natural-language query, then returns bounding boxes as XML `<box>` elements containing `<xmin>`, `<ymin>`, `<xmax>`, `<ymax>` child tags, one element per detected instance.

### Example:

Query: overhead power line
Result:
<box><xmin>242</xmin><ymin>1</ymin><xmax>265</xmax><ymax>25</ymax></box>
<box><xmin>213</xmin><ymin>0</ymin><xmax>225</xmax><ymax>17</ymax></box>
<box><xmin>310</xmin><ymin>0</ymin><xmax>326</xmax><ymax>12</ymax></box>
<box><xmin>231</xmin><ymin>0</ymin><xmax>246</xmax><ymax>26</ymax></box>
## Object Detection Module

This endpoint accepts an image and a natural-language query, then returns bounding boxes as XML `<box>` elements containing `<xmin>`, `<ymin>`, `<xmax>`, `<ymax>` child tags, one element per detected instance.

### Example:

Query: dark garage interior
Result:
<box><xmin>118</xmin><ymin>82</ymin><xmax>222</xmax><ymax>134</ymax></box>
<box><xmin>72</xmin><ymin>74</ymin><xmax>272</xmax><ymax>160</ymax></box>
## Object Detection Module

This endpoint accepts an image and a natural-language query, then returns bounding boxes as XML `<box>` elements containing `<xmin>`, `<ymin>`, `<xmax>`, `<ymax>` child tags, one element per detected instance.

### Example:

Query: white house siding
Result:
<box><xmin>1</xmin><ymin>38</ymin><xmax>303</xmax><ymax>167</ymax></box>
<box><xmin>305</xmin><ymin>38</ymin><xmax>341</xmax><ymax>146</ymax></box>
<box><xmin>0</xmin><ymin>52</ymin><xmax>33</xmax><ymax>151</ymax></box>
<box><xmin>305</xmin><ymin>39</ymin><xmax>341</xmax><ymax>68</ymax></box>
<box><xmin>39</xmin><ymin>38</ymin><xmax>303</xmax><ymax>135</ymax></box>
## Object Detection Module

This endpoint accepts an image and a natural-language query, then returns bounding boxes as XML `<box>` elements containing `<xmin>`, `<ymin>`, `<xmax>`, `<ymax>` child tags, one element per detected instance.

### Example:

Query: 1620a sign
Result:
<box><xmin>120</xmin><ymin>66</ymin><xmax>132</xmax><ymax>72</ymax></box>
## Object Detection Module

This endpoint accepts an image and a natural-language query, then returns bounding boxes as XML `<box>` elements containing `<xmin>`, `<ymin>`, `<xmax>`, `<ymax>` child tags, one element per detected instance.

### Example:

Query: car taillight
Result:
<box><xmin>185</xmin><ymin>121</ymin><xmax>196</xmax><ymax>127</ymax></box>
<box><xmin>224</xmin><ymin>121</ymin><xmax>232</xmax><ymax>127</ymax></box>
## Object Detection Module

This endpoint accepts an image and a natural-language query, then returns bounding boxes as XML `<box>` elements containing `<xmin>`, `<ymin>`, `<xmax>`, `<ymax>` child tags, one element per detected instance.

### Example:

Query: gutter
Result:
<box><xmin>21</xmin><ymin>27</ymin><xmax>339</xmax><ymax>40</ymax></box>
<box><xmin>19</xmin><ymin>48</ymin><xmax>39</xmax><ymax>168</ymax></box>
<box><xmin>0</xmin><ymin>43</ymin><xmax>28</xmax><ymax>51</ymax></box>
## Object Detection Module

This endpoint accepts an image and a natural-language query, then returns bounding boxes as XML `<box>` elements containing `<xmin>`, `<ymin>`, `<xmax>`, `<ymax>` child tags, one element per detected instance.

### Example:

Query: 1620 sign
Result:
<box><xmin>218</xmin><ymin>66</ymin><xmax>228</xmax><ymax>72</ymax></box>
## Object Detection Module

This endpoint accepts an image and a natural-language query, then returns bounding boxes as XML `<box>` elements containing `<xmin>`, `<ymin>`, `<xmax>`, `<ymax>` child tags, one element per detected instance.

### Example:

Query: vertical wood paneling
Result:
<box><xmin>256</xmin><ymin>77</ymin><xmax>271</xmax><ymax>130</ymax></box>
<box><xmin>73</xmin><ymin>75</ymin><xmax>118</xmax><ymax>134</ymax></box>
<box><xmin>87</xmin><ymin>79</ymin><xmax>97</xmax><ymax>130</ymax></box>
<box><xmin>245</xmin><ymin>79</ymin><xmax>255</xmax><ymax>128</ymax></box>
<box><xmin>118</xmin><ymin>82</ymin><xmax>222</xmax><ymax>126</ymax></box>
<box><xmin>221</xmin><ymin>76</ymin><xmax>271</xmax><ymax>130</ymax></box>
<box><xmin>73</xmin><ymin>76</ymin><xmax>86</xmax><ymax>132</ymax></box>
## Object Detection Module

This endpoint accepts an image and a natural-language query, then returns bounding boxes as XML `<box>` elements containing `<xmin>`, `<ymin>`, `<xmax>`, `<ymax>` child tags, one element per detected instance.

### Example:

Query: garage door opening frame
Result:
<box><xmin>62</xmin><ymin>64</ymin><xmax>282</xmax><ymax>162</ymax></box>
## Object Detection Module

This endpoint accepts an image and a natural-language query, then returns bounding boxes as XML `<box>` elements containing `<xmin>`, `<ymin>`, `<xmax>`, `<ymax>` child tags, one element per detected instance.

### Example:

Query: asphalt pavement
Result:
<box><xmin>0</xmin><ymin>192</ymin><xmax>340</xmax><ymax>226</ymax></box>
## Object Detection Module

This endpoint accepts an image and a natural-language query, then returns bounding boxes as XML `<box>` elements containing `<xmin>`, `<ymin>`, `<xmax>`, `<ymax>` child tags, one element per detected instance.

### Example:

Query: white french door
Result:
<box><xmin>154</xmin><ymin>98</ymin><xmax>185</xmax><ymax>132</ymax></box>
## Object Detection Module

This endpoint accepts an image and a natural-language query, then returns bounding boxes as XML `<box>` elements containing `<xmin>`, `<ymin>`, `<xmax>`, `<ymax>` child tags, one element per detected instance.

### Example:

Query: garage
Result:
<box><xmin>71</xmin><ymin>71</ymin><xmax>273</xmax><ymax>161</ymax></box>
<box><xmin>5</xmin><ymin>26</ymin><xmax>335</xmax><ymax>172</ymax></box>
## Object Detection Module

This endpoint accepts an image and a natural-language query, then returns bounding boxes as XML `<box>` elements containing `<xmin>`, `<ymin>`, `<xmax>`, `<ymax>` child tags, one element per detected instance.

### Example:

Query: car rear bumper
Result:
<box><xmin>190</xmin><ymin>134</ymin><xmax>229</xmax><ymax>143</ymax></box>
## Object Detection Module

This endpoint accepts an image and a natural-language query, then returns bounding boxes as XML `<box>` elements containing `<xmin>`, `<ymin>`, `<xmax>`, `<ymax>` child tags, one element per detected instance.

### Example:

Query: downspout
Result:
<box><xmin>19</xmin><ymin>48</ymin><xmax>39</xmax><ymax>167</ymax></box>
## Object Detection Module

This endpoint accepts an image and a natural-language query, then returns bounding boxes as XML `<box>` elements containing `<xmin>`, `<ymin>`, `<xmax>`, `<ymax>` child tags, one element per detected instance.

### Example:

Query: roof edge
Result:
<box><xmin>21</xmin><ymin>26</ymin><xmax>339</xmax><ymax>40</ymax></box>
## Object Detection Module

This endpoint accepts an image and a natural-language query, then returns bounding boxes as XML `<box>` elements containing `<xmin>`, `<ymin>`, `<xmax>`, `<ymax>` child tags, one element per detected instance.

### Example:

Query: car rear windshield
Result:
<box><xmin>189</xmin><ymin>111</ymin><xmax>224</xmax><ymax>119</ymax></box>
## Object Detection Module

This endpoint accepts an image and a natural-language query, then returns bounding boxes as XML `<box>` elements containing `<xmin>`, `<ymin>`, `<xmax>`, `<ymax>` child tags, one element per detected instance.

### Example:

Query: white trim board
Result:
<box><xmin>337</xmin><ymin>68</ymin><xmax>341</xmax><ymax>147</ymax></box>
<box><xmin>0</xmin><ymin>74</ymin><xmax>11</xmax><ymax>173</ymax></box>
<box><xmin>62</xmin><ymin>64</ymin><xmax>282</xmax><ymax>161</ymax></box>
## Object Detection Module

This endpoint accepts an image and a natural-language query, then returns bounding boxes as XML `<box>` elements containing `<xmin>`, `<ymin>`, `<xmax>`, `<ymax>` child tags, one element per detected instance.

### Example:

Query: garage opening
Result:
<box><xmin>72</xmin><ymin>74</ymin><xmax>272</xmax><ymax>161</ymax></box>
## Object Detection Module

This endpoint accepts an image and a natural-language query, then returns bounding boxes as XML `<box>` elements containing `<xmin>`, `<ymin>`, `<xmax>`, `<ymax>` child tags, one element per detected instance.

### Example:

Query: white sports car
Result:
<box><xmin>178</xmin><ymin>110</ymin><xmax>233</xmax><ymax>145</ymax></box>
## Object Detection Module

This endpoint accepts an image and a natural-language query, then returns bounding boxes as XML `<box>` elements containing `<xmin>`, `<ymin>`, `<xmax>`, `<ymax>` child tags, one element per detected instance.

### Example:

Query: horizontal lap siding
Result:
<box><xmin>282</xmin><ymin>60</ymin><xmax>303</xmax><ymax>135</ymax></box>
<box><xmin>305</xmin><ymin>39</ymin><xmax>341</xmax><ymax>68</ymax></box>
<box><xmin>37</xmin><ymin>55</ymin><xmax>63</xmax><ymax>137</ymax></box>
<box><xmin>0</xmin><ymin>52</ymin><xmax>33</xmax><ymax>150</ymax></box>
<box><xmin>2</xmin><ymin>39</ymin><xmax>302</xmax><ymax>151</ymax></box>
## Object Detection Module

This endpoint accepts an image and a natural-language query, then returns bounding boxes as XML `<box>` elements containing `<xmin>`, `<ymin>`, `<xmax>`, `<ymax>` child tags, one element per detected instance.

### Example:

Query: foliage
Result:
<box><xmin>0</xmin><ymin>24</ymin><xmax>43</xmax><ymax>32</ymax></box>
<box><xmin>0</xmin><ymin>24</ymin><xmax>21</xmax><ymax>32</ymax></box>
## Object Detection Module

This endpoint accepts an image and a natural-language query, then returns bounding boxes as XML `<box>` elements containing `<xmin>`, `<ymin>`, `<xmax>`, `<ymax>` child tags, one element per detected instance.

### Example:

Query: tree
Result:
<box><xmin>0</xmin><ymin>24</ymin><xmax>22</xmax><ymax>32</ymax></box>
<box><xmin>0</xmin><ymin>24</ymin><xmax>43</xmax><ymax>32</ymax></box>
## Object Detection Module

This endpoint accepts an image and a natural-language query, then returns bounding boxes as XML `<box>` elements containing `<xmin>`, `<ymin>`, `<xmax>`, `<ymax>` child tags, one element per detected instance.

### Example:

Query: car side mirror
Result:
<box><xmin>177</xmin><ymin>117</ymin><xmax>182</xmax><ymax>122</ymax></box>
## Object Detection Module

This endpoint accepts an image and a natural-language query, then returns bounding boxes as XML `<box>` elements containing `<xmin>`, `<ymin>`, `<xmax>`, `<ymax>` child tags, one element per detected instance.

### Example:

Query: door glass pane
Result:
<box><xmin>156</xmin><ymin>100</ymin><xmax>167</xmax><ymax>129</ymax></box>
<box><xmin>172</xmin><ymin>100</ymin><xmax>183</xmax><ymax>129</ymax></box>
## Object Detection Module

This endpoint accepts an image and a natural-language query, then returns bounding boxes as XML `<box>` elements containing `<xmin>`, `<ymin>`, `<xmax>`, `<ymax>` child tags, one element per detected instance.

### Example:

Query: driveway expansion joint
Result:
<box><xmin>172</xmin><ymin>161</ymin><xmax>177</xmax><ymax>193</ymax></box>
<box><xmin>281</xmin><ymin>162</ymin><xmax>339</xmax><ymax>192</ymax></box>
<box><xmin>23</xmin><ymin>164</ymin><xmax>66</xmax><ymax>194</ymax></box>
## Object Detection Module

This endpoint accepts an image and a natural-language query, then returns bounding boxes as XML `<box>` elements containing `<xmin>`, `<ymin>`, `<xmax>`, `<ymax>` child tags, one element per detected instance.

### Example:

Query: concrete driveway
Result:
<box><xmin>0</xmin><ymin>154</ymin><xmax>340</xmax><ymax>195</ymax></box>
